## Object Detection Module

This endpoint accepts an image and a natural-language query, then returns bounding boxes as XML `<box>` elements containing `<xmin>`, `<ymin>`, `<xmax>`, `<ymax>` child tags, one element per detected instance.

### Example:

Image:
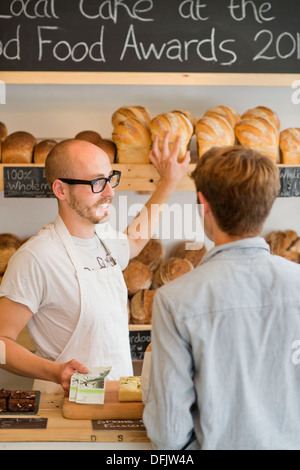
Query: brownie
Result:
<box><xmin>0</xmin><ymin>389</ymin><xmax>11</xmax><ymax>398</ymax></box>
<box><xmin>8</xmin><ymin>398</ymin><xmax>36</xmax><ymax>412</ymax></box>
<box><xmin>0</xmin><ymin>398</ymin><xmax>7</xmax><ymax>412</ymax></box>
<box><xmin>10</xmin><ymin>390</ymin><xmax>37</xmax><ymax>399</ymax></box>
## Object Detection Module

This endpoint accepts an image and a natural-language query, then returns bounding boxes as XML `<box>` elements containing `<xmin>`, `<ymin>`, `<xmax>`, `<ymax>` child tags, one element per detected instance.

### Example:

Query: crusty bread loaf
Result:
<box><xmin>112</xmin><ymin>106</ymin><xmax>151</xmax><ymax>129</ymax></box>
<box><xmin>152</xmin><ymin>257</ymin><xmax>194</xmax><ymax>289</ymax></box>
<box><xmin>195</xmin><ymin>115</ymin><xmax>235</xmax><ymax>158</ymax></box>
<box><xmin>134</xmin><ymin>238</ymin><xmax>165</xmax><ymax>272</ymax></box>
<box><xmin>33</xmin><ymin>139</ymin><xmax>57</xmax><ymax>164</ymax></box>
<box><xmin>150</xmin><ymin>112</ymin><xmax>193</xmax><ymax>162</ymax></box>
<box><xmin>235</xmin><ymin>117</ymin><xmax>279</xmax><ymax>162</ymax></box>
<box><xmin>0</xmin><ymin>233</ymin><xmax>23</xmax><ymax>274</ymax></box>
<box><xmin>96</xmin><ymin>138</ymin><xmax>116</xmax><ymax>163</ymax></box>
<box><xmin>2</xmin><ymin>131</ymin><xmax>36</xmax><ymax>164</ymax></box>
<box><xmin>0</xmin><ymin>122</ymin><xmax>7</xmax><ymax>142</ymax></box>
<box><xmin>171</xmin><ymin>241</ymin><xmax>206</xmax><ymax>267</ymax></box>
<box><xmin>171</xmin><ymin>109</ymin><xmax>197</xmax><ymax>132</ymax></box>
<box><xmin>241</xmin><ymin>106</ymin><xmax>280</xmax><ymax>132</ymax></box>
<box><xmin>204</xmin><ymin>105</ymin><xmax>241</xmax><ymax>128</ymax></box>
<box><xmin>112</xmin><ymin>118</ymin><xmax>152</xmax><ymax>164</ymax></box>
<box><xmin>265</xmin><ymin>230</ymin><xmax>300</xmax><ymax>263</ymax></box>
<box><xmin>123</xmin><ymin>260</ymin><xmax>153</xmax><ymax>296</ymax></box>
<box><xmin>131</xmin><ymin>289</ymin><xmax>156</xmax><ymax>324</ymax></box>
<box><xmin>75</xmin><ymin>130</ymin><xmax>102</xmax><ymax>144</ymax></box>
<box><xmin>279</xmin><ymin>128</ymin><xmax>300</xmax><ymax>165</ymax></box>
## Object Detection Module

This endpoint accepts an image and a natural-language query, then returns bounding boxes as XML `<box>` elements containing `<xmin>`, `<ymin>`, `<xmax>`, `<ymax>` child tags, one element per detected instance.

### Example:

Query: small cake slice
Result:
<box><xmin>119</xmin><ymin>376</ymin><xmax>142</xmax><ymax>402</ymax></box>
<box><xmin>8</xmin><ymin>398</ymin><xmax>36</xmax><ymax>412</ymax></box>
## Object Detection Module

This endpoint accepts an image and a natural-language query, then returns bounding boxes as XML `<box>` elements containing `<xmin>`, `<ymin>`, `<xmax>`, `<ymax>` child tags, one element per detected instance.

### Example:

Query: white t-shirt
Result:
<box><xmin>0</xmin><ymin>221</ymin><xmax>130</xmax><ymax>362</ymax></box>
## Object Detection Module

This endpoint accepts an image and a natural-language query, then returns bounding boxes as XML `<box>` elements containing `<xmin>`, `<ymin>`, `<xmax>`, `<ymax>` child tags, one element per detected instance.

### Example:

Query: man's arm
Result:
<box><xmin>0</xmin><ymin>297</ymin><xmax>88</xmax><ymax>391</ymax></box>
<box><xmin>126</xmin><ymin>132</ymin><xmax>191</xmax><ymax>259</ymax></box>
<box><xmin>143</xmin><ymin>290</ymin><xmax>196</xmax><ymax>449</ymax></box>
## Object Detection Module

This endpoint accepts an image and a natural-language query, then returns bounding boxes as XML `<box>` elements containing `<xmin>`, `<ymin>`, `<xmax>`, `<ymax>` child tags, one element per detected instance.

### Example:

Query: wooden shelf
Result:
<box><xmin>0</xmin><ymin>163</ymin><xmax>197</xmax><ymax>192</ymax></box>
<box><xmin>1</xmin><ymin>163</ymin><xmax>300</xmax><ymax>194</ymax></box>
<box><xmin>1</xmin><ymin>71</ymin><xmax>298</xmax><ymax>86</ymax></box>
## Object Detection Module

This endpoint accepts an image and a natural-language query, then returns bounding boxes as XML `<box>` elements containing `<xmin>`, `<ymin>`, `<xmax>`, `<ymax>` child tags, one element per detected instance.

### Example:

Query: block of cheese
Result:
<box><xmin>119</xmin><ymin>376</ymin><xmax>142</xmax><ymax>402</ymax></box>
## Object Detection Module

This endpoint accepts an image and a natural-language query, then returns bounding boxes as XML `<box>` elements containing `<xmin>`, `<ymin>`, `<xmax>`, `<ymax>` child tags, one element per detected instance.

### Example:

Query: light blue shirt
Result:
<box><xmin>143</xmin><ymin>237</ymin><xmax>300</xmax><ymax>450</ymax></box>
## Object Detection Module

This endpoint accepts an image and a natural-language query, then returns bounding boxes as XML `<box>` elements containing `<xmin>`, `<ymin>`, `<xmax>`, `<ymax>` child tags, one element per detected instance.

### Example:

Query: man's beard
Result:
<box><xmin>69</xmin><ymin>191</ymin><xmax>112</xmax><ymax>225</ymax></box>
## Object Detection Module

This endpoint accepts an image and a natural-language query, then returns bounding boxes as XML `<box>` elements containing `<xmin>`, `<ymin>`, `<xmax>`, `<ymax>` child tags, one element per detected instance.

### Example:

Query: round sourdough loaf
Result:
<box><xmin>2</xmin><ymin>131</ymin><xmax>36</xmax><ymax>164</ymax></box>
<box><xmin>75</xmin><ymin>130</ymin><xmax>102</xmax><ymax>144</ymax></box>
<box><xmin>131</xmin><ymin>289</ymin><xmax>156</xmax><ymax>324</ymax></box>
<box><xmin>0</xmin><ymin>122</ymin><xmax>7</xmax><ymax>142</ymax></box>
<box><xmin>135</xmin><ymin>238</ymin><xmax>165</xmax><ymax>272</ymax></box>
<box><xmin>0</xmin><ymin>233</ymin><xmax>23</xmax><ymax>275</ymax></box>
<box><xmin>171</xmin><ymin>241</ymin><xmax>206</xmax><ymax>267</ymax></box>
<box><xmin>123</xmin><ymin>260</ymin><xmax>153</xmax><ymax>297</ymax></box>
<box><xmin>33</xmin><ymin>139</ymin><xmax>57</xmax><ymax>164</ymax></box>
<box><xmin>152</xmin><ymin>257</ymin><xmax>194</xmax><ymax>289</ymax></box>
<box><xmin>96</xmin><ymin>138</ymin><xmax>116</xmax><ymax>163</ymax></box>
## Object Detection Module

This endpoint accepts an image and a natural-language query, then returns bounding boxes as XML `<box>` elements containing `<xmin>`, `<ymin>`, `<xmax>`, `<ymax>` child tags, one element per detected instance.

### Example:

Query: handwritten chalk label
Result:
<box><xmin>0</xmin><ymin>418</ymin><xmax>47</xmax><ymax>429</ymax></box>
<box><xmin>129</xmin><ymin>330</ymin><xmax>151</xmax><ymax>360</ymax></box>
<box><xmin>279</xmin><ymin>166</ymin><xmax>300</xmax><ymax>198</ymax></box>
<box><xmin>4</xmin><ymin>166</ymin><xmax>54</xmax><ymax>198</ymax></box>
<box><xmin>92</xmin><ymin>419</ymin><xmax>145</xmax><ymax>431</ymax></box>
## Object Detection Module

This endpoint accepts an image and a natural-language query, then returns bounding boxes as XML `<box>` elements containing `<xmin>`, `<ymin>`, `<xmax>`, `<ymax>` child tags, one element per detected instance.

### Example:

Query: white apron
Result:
<box><xmin>33</xmin><ymin>217</ymin><xmax>133</xmax><ymax>394</ymax></box>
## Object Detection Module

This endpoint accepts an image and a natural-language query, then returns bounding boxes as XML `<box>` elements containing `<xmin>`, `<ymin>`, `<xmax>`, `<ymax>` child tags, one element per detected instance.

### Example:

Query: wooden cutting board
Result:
<box><xmin>62</xmin><ymin>380</ymin><xmax>144</xmax><ymax>420</ymax></box>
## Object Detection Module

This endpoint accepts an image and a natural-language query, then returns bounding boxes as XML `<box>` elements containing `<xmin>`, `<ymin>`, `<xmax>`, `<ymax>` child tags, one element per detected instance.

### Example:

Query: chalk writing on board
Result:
<box><xmin>4</xmin><ymin>166</ymin><xmax>54</xmax><ymax>198</ymax></box>
<box><xmin>0</xmin><ymin>0</ymin><xmax>299</xmax><ymax>73</ymax></box>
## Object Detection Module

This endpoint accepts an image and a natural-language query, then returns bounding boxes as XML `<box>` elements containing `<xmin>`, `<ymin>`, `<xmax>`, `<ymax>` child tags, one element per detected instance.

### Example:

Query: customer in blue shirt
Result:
<box><xmin>143</xmin><ymin>145</ymin><xmax>300</xmax><ymax>450</ymax></box>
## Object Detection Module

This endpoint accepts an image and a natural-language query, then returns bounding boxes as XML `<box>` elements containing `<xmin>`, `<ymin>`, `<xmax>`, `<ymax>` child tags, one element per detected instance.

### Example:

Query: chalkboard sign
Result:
<box><xmin>279</xmin><ymin>166</ymin><xmax>300</xmax><ymax>198</ymax></box>
<box><xmin>0</xmin><ymin>0</ymin><xmax>299</xmax><ymax>73</ymax></box>
<box><xmin>3</xmin><ymin>166</ymin><xmax>54</xmax><ymax>198</ymax></box>
<box><xmin>129</xmin><ymin>329</ymin><xmax>151</xmax><ymax>360</ymax></box>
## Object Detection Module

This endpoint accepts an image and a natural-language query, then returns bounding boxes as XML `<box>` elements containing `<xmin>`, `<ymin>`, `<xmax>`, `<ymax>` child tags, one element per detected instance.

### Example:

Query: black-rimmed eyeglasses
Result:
<box><xmin>59</xmin><ymin>170</ymin><xmax>121</xmax><ymax>194</ymax></box>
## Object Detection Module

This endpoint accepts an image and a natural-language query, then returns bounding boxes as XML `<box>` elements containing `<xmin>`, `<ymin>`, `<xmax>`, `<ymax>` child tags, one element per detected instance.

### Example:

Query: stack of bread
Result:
<box><xmin>75</xmin><ymin>130</ymin><xmax>116</xmax><ymax>163</ymax></box>
<box><xmin>150</xmin><ymin>111</ymin><xmax>194</xmax><ymax>162</ymax></box>
<box><xmin>124</xmin><ymin>237</ymin><xmax>206</xmax><ymax>325</ymax></box>
<box><xmin>265</xmin><ymin>230</ymin><xmax>300</xmax><ymax>263</ymax></box>
<box><xmin>0</xmin><ymin>233</ymin><xmax>23</xmax><ymax>284</ymax></box>
<box><xmin>112</xmin><ymin>106</ymin><xmax>152</xmax><ymax>163</ymax></box>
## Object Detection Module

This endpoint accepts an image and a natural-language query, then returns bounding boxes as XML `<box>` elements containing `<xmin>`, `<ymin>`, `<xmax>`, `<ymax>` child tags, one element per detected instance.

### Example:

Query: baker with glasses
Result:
<box><xmin>0</xmin><ymin>135</ymin><xmax>190</xmax><ymax>394</ymax></box>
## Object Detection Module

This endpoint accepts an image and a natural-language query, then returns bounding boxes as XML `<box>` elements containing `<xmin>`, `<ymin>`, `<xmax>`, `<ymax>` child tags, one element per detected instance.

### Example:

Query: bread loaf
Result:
<box><xmin>119</xmin><ymin>376</ymin><xmax>142</xmax><ymax>402</ymax></box>
<box><xmin>134</xmin><ymin>238</ymin><xmax>165</xmax><ymax>272</ymax></box>
<box><xmin>2</xmin><ymin>132</ymin><xmax>36</xmax><ymax>164</ymax></box>
<box><xmin>130</xmin><ymin>289</ymin><xmax>156</xmax><ymax>324</ymax></box>
<box><xmin>195</xmin><ymin>115</ymin><xmax>235</xmax><ymax>158</ymax></box>
<box><xmin>152</xmin><ymin>257</ymin><xmax>194</xmax><ymax>289</ymax></box>
<box><xmin>150</xmin><ymin>112</ymin><xmax>193</xmax><ymax>162</ymax></box>
<box><xmin>0</xmin><ymin>233</ymin><xmax>23</xmax><ymax>275</ymax></box>
<box><xmin>279</xmin><ymin>128</ymin><xmax>300</xmax><ymax>165</ymax></box>
<box><xmin>171</xmin><ymin>109</ymin><xmax>197</xmax><ymax>132</ymax></box>
<box><xmin>123</xmin><ymin>260</ymin><xmax>153</xmax><ymax>296</ymax></box>
<box><xmin>96</xmin><ymin>138</ymin><xmax>116</xmax><ymax>163</ymax></box>
<box><xmin>235</xmin><ymin>117</ymin><xmax>279</xmax><ymax>162</ymax></box>
<box><xmin>112</xmin><ymin>118</ymin><xmax>152</xmax><ymax>164</ymax></box>
<box><xmin>112</xmin><ymin>106</ymin><xmax>151</xmax><ymax>129</ymax></box>
<box><xmin>75</xmin><ymin>130</ymin><xmax>102</xmax><ymax>144</ymax></box>
<box><xmin>33</xmin><ymin>139</ymin><xmax>57</xmax><ymax>164</ymax></box>
<box><xmin>265</xmin><ymin>230</ymin><xmax>300</xmax><ymax>263</ymax></box>
<box><xmin>241</xmin><ymin>106</ymin><xmax>280</xmax><ymax>132</ymax></box>
<box><xmin>171</xmin><ymin>241</ymin><xmax>206</xmax><ymax>267</ymax></box>
<box><xmin>204</xmin><ymin>105</ymin><xmax>241</xmax><ymax>128</ymax></box>
<box><xmin>0</xmin><ymin>122</ymin><xmax>7</xmax><ymax>142</ymax></box>
<box><xmin>145</xmin><ymin>342</ymin><xmax>152</xmax><ymax>352</ymax></box>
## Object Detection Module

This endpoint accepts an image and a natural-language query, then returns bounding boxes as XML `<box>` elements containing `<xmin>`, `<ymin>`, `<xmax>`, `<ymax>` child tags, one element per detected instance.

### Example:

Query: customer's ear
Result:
<box><xmin>197</xmin><ymin>192</ymin><xmax>211</xmax><ymax>216</ymax></box>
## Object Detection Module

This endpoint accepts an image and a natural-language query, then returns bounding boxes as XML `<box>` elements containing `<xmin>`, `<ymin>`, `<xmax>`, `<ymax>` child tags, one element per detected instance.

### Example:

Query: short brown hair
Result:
<box><xmin>191</xmin><ymin>146</ymin><xmax>280</xmax><ymax>236</ymax></box>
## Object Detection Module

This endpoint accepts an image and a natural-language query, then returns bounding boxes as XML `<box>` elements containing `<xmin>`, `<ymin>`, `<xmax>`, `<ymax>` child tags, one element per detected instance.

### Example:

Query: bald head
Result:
<box><xmin>45</xmin><ymin>139</ymin><xmax>111</xmax><ymax>189</ymax></box>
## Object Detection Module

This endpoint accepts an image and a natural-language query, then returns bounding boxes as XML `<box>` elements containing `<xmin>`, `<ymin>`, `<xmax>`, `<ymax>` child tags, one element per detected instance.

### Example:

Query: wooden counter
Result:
<box><xmin>0</xmin><ymin>393</ymin><xmax>152</xmax><ymax>450</ymax></box>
